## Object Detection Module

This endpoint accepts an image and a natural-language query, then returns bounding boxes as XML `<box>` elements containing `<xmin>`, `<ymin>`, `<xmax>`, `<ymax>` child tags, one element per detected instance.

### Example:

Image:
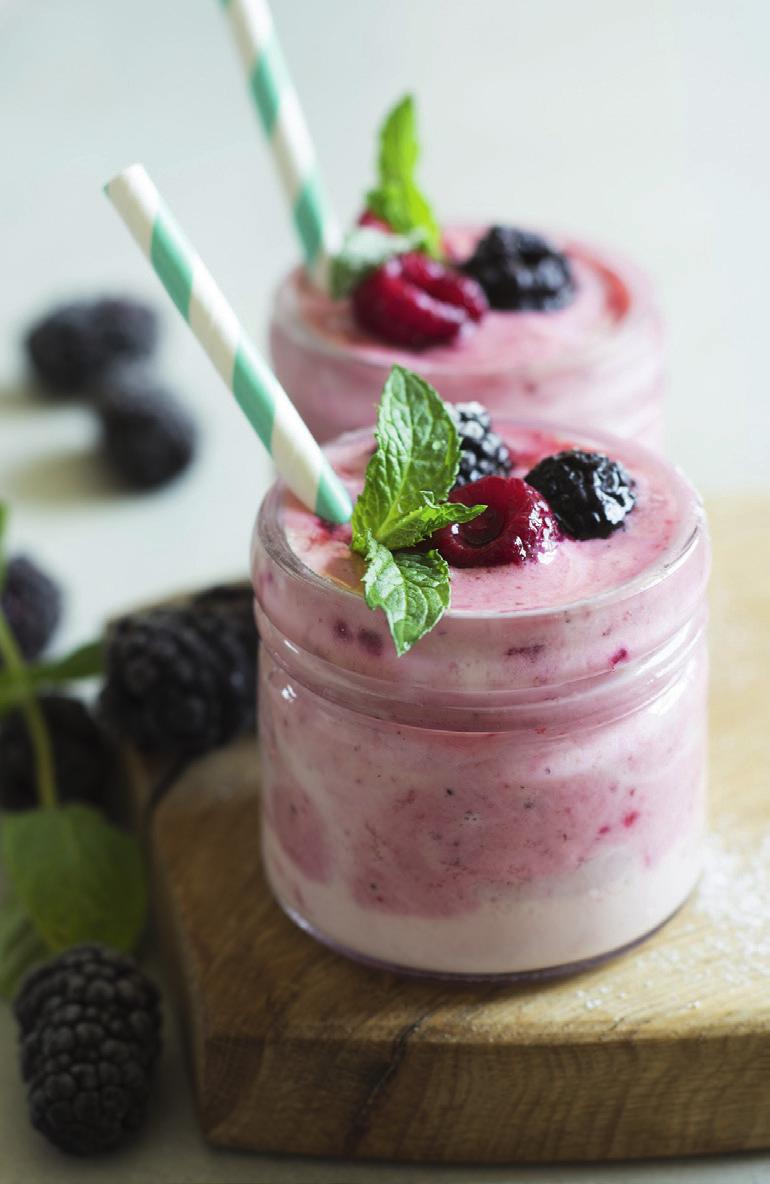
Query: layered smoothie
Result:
<box><xmin>251</xmin><ymin>420</ymin><xmax>709</xmax><ymax>978</ymax></box>
<box><xmin>271</xmin><ymin>226</ymin><xmax>665</xmax><ymax>447</ymax></box>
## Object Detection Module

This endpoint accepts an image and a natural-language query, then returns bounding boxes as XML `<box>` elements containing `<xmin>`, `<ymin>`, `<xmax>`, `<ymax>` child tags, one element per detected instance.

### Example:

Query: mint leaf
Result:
<box><xmin>0</xmin><ymin>893</ymin><xmax>49</xmax><ymax>1000</ymax></box>
<box><xmin>2</xmin><ymin>805</ymin><xmax>147</xmax><ymax>954</ymax></box>
<box><xmin>366</xmin><ymin>94</ymin><xmax>441</xmax><ymax>257</ymax></box>
<box><xmin>351</xmin><ymin>366</ymin><xmax>463</xmax><ymax>552</ymax></box>
<box><xmin>0</xmin><ymin>639</ymin><xmax>104</xmax><ymax>715</ymax></box>
<box><xmin>330</xmin><ymin>225</ymin><xmax>427</xmax><ymax>299</ymax></box>
<box><xmin>363</xmin><ymin>538</ymin><xmax>450</xmax><ymax>657</ymax></box>
<box><xmin>381</xmin><ymin>497</ymin><xmax>487</xmax><ymax>552</ymax></box>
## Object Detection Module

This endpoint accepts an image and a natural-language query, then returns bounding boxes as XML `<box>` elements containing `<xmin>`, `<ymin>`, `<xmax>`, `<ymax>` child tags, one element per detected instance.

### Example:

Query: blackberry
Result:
<box><xmin>525</xmin><ymin>449</ymin><xmax>636</xmax><ymax>540</ymax></box>
<box><xmin>1</xmin><ymin>556</ymin><xmax>61</xmax><ymax>661</ymax></box>
<box><xmin>14</xmin><ymin>945</ymin><xmax>161</xmax><ymax>1156</ymax></box>
<box><xmin>95</xmin><ymin>369</ymin><xmax>197</xmax><ymax>491</ymax></box>
<box><xmin>26</xmin><ymin>298</ymin><xmax>158</xmax><ymax>395</ymax></box>
<box><xmin>449</xmin><ymin>402</ymin><xmax>513</xmax><ymax>486</ymax></box>
<box><xmin>0</xmin><ymin>696</ymin><xmax>113</xmax><ymax>813</ymax></box>
<box><xmin>100</xmin><ymin>585</ymin><xmax>257</xmax><ymax>756</ymax></box>
<box><xmin>461</xmin><ymin>225</ymin><xmax>575</xmax><ymax>311</ymax></box>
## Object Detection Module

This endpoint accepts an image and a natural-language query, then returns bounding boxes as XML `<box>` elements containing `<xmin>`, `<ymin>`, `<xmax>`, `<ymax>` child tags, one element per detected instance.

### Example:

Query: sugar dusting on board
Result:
<box><xmin>571</xmin><ymin>825</ymin><xmax>770</xmax><ymax>1017</ymax></box>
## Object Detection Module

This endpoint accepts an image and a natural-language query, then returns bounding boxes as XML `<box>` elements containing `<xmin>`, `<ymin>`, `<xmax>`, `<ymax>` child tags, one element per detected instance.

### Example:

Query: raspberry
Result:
<box><xmin>1</xmin><ymin>556</ymin><xmax>61</xmax><ymax>662</ymax></box>
<box><xmin>94</xmin><ymin>369</ymin><xmax>197</xmax><ymax>491</ymax></box>
<box><xmin>0</xmin><ymin>695</ymin><xmax>113</xmax><ymax>812</ymax></box>
<box><xmin>100</xmin><ymin>585</ymin><xmax>257</xmax><ymax>756</ymax></box>
<box><xmin>461</xmin><ymin>226</ymin><xmax>575</xmax><ymax>311</ymax></box>
<box><xmin>433</xmin><ymin>476</ymin><xmax>560</xmax><ymax>567</ymax></box>
<box><xmin>399</xmin><ymin>254</ymin><xmax>487</xmax><ymax>323</ymax></box>
<box><xmin>525</xmin><ymin>450</ymin><xmax>636</xmax><ymax>539</ymax></box>
<box><xmin>357</xmin><ymin>209</ymin><xmax>392</xmax><ymax>232</ymax></box>
<box><xmin>14</xmin><ymin>946</ymin><xmax>161</xmax><ymax>1156</ymax></box>
<box><xmin>25</xmin><ymin>298</ymin><xmax>158</xmax><ymax>395</ymax></box>
<box><xmin>449</xmin><ymin>402</ymin><xmax>513</xmax><ymax>486</ymax></box>
<box><xmin>352</xmin><ymin>254</ymin><xmax>487</xmax><ymax>348</ymax></box>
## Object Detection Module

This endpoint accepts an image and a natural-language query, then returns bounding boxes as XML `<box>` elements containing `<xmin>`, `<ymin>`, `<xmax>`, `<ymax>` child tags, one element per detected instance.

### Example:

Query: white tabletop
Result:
<box><xmin>1</xmin><ymin>0</ymin><xmax>769</xmax><ymax>1179</ymax></box>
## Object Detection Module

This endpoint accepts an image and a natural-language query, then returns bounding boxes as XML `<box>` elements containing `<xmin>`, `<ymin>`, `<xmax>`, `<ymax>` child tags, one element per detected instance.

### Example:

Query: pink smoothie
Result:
<box><xmin>251</xmin><ymin>423</ymin><xmax>709</xmax><ymax>977</ymax></box>
<box><xmin>270</xmin><ymin>227</ymin><xmax>666</xmax><ymax>448</ymax></box>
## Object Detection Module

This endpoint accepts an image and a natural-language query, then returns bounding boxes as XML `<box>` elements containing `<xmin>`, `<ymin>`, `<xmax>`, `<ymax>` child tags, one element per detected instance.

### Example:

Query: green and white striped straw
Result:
<box><xmin>219</xmin><ymin>0</ymin><xmax>340</xmax><ymax>286</ymax></box>
<box><xmin>104</xmin><ymin>163</ymin><xmax>352</xmax><ymax>525</ymax></box>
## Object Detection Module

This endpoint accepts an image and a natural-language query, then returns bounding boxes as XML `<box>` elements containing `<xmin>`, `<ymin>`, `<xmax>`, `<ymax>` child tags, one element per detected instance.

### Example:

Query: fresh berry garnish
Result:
<box><xmin>525</xmin><ymin>450</ymin><xmax>636</xmax><ymax>539</ymax></box>
<box><xmin>94</xmin><ymin>369</ymin><xmax>197</xmax><ymax>490</ymax></box>
<box><xmin>100</xmin><ymin>585</ymin><xmax>257</xmax><ymax>756</ymax></box>
<box><xmin>357</xmin><ymin>209</ymin><xmax>392</xmax><ymax>232</ymax></box>
<box><xmin>1</xmin><ymin>555</ymin><xmax>61</xmax><ymax>662</ymax></box>
<box><xmin>461</xmin><ymin>226</ymin><xmax>575</xmax><ymax>312</ymax></box>
<box><xmin>434</xmin><ymin>476</ymin><xmax>560</xmax><ymax>567</ymax></box>
<box><xmin>0</xmin><ymin>695</ymin><xmax>113</xmax><ymax>812</ymax></box>
<box><xmin>25</xmin><ymin>298</ymin><xmax>158</xmax><ymax>395</ymax></box>
<box><xmin>399</xmin><ymin>254</ymin><xmax>487</xmax><ymax>323</ymax></box>
<box><xmin>14</xmin><ymin>945</ymin><xmax>161</xmax><ymax>1156</ymax></box>
<box><xmin>352</xmin><ymin>253</ymin><xmax>487</xmax><ymax>348</ymax></box>
<box><xmin>449</xmin><ymin>402</ymin><xmax>513</xmax><ymax>486</ymax></box>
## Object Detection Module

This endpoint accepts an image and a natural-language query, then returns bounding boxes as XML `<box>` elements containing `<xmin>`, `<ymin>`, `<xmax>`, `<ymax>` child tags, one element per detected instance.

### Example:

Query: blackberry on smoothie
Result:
<box><xmin>252</xmin><ymin>368</ymin><xmax>709</xmax><ymax>978</ymax></box>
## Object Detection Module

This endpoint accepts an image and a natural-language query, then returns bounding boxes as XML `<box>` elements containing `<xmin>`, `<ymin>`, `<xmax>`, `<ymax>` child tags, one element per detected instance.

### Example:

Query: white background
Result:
<box><xmin>1</xmin><ymin>3</ymin><xmax>769</xmax><ymax>1180</ymax></box>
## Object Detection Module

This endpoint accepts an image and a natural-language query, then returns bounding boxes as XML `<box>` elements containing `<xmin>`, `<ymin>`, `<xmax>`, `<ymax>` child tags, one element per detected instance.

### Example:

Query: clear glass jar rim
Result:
<box><xmin>255</xmin><ymin>420</ymin><xmax>705</xmax><ymax>626</ymax></box>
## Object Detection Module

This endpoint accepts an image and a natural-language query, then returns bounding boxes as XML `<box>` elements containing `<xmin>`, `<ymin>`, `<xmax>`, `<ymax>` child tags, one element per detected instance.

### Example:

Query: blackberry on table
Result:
<box><xmin>525</xmin><ymin>449</ymin><xmax>636</xmax><ymax>539</ymax></box>
<box><xmin>25</xmin><ymin>298</ymin><xmax>158</xmax><ymax>395</ymax></box>
<box><xmin>1</xmin><ymin>556</ymin><xmax>61</xmax><ymax>662</ymax></box>
<box><xmin>14</xmin><ymin>945</ymin><xmax>161</xmax><ymax>1156</ymax></box>
<box><xmin>0</xmin><ymin>695</ymin><xmax>113</xmax><ymax>813</ymax></box>
<box><xmin>449</xmin><ymin>402</ymin><xmax>513</xmax><ymax>486</ymax></box>
<box><xmin>461</xmin><ymin>225</ymin><xmax>575</xmax><ymax>312</ymax></box>
<box><xmin>100</xmin><ymin>586</ymin><xmax>257</xmax><ymax>756</ymax></box>
<box><xmin>94</xmin><ymin>369</ymin><xmax>197</xmax><ymax>491</ymax></box>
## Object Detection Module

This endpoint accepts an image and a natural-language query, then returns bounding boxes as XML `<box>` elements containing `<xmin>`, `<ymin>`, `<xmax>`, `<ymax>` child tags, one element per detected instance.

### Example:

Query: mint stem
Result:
<box><xmin>0</xmin><ymin>609</ymin><xmax>57</xmax><ymax>810</ymax></box>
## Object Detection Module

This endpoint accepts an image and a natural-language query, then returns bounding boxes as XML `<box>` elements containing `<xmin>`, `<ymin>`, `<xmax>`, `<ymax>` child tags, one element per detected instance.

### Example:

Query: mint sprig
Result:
<box><xmin>351</xmin><ymin>367</ymin><xmax>485</xmax><ymax>656</ymax></box>
<box><xmin>0</xmin><ymin>503</ymin><xmax>146</xmax><ymax>997</ymax></box>
<box><xmin>365</xmin><ymin>94</ymin><xmax>442</xmax><ymax>258</ymax></box>
<box><xmin>0</xmin><ymin>640</ymin><xmax>104</xmax><ymax>715</ymax></box>
<box><xmin>2</xmin><ymin>806</ymin><xmax>147</xmax><ymax>956</ymax></box>
<box><xmin>330</xmin><ymin>225</ymin><xmax>428</xmax><ymax>299</ymax></box>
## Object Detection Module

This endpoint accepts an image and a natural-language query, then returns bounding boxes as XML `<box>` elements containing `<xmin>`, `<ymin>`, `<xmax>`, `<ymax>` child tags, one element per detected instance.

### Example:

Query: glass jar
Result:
<box><xmin>269</xmin><ymin>227</ymin><xmax>666</xmax><ymax>448</ymax></box>
<box><xmin>251</xmin><ymin>426</ymin><xmax>709</xmax><ymax>979</ymax></box>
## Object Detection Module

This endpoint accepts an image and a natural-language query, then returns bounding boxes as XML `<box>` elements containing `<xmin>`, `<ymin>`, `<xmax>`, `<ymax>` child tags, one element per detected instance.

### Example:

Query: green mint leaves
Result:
<box><xmin>330</xmin><ymin>225</ymin><xmax>427</xmax><ymax>299</ymax></box>
<box><xmin>362</xmin><ymin>539</ymin><xmax>450</xmax><ymax>657</ymax></box>
<box><xmin>2</xmin><ymin>806</ymin><xmax>147</xmax><ymax>957</ymax></box>
<box><xmin>0</xmin><ymin>501</ymin><xmax>146</xmax><ymax>998</ymax></box>
<box><xmin>366</xmin><ymin>94</ymin><xmax>442</xmax><ymax>258</ymax></box>
<box><xmin>0</xmin><ymin>640</ymin><xmax>104</xmax><ymax>715</ymax></box>
<box><xmin>351</xmin><ymin>367</ymin><xmax>485</xmax><ymax>656</ymax></box>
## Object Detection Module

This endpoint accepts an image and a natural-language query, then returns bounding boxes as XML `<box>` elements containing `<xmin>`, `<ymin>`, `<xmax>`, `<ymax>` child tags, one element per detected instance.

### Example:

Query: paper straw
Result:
<box><xmin>219</xmin><ymin>0</ymin><xmax>340</xmax><ymax>285</ymax></box>
<box><xmin>104</xmin><ymin>164</ymin><xmax>352</xmax><ymax>525</ymax></box>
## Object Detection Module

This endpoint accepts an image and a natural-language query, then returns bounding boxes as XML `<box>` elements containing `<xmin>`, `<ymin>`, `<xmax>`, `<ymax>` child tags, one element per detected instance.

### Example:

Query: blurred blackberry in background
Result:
<box><xmin>0</xmin><ymin>696</ymin><xmax>113</xmax><ymax>813</ymax></box>
<box><xmin>461</xmin><ymin>226</ymin><xmax>575</xmax><ymax>311</ymax></box>
<box><xmin>94</xmin><ymin>369</ymin><xmax>197</xmax><ymax>491</ymax></box>
<box><xmin>1</xmin><ymin>556</ymin><xmax>61</xmax><ymax>661</ymax></box>
<box><xmin>14</xmin><ymin>945</ymin><xmax>161</xmax><ymax>1156</ymax></box>
<box><xmin>101</xmin><ymin>585</ymin><xmax>257</xmax><ymax>756</ymax></box>
<box><xmin>26</xmin><ymin>298</ymin><xmax>158</xmax><ymax>395</ymax></box>
<box><xmin>449</xmin><ymin>402</ymin><xmax>513</xmax><ymax>486</ymax></box>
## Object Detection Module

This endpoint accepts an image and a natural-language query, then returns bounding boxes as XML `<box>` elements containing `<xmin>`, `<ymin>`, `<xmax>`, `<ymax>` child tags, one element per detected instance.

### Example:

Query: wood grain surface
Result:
<box><xmin>134</xmin><ymin>497</ymin><xmax>770</xmax><ymax>1163</ymax></box>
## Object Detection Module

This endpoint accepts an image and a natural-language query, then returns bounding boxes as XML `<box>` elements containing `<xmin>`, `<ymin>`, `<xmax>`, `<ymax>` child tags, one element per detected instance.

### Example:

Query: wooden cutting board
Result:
<box><xmin>132</xmin><ymin>496</ymin><xmax>770</xmax><ymax>1163</ymax></box>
